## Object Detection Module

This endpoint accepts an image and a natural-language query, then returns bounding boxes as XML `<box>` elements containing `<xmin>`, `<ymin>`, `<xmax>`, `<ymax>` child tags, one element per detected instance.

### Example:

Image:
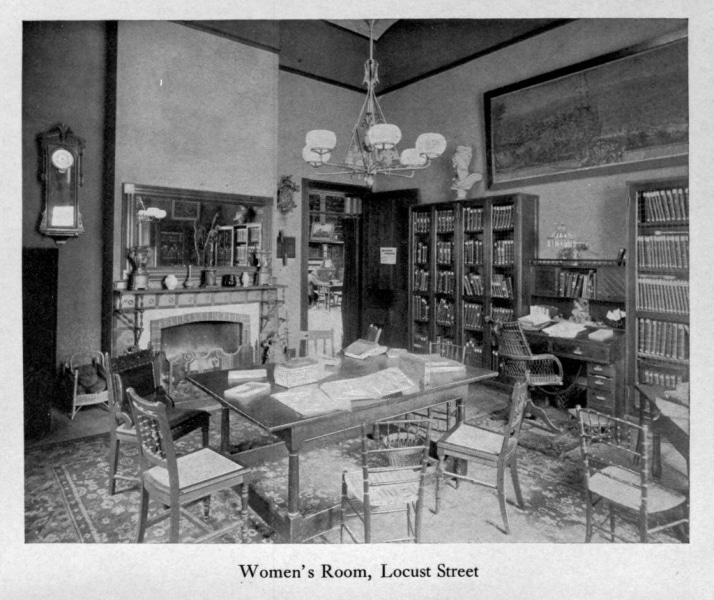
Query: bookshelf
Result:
<box><xmin>627</xmin><ymin>177</ymin><xmax>689</xmax><ymax>413</ymax></box>
<box><xmin>530</xmin><ymin>259</ymin><xmax>626</xmax><ymax>324</ymax></box>
<box><xmin>233</xmin><ymin>223</ymin><xmax>262</xmax><ymax>266</ymax></box>
<box><xmin>408</xmin><ymin>193</ymin><xmax>537</xmax><ymax>369</ymax></box>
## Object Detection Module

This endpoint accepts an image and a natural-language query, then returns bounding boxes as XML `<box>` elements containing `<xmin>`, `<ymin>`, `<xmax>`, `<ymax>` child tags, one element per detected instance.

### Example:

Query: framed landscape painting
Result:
<box><xmin>484</xmin><ymin>30</ymin><xmax>688</xmax><ymax>189</ymax></box>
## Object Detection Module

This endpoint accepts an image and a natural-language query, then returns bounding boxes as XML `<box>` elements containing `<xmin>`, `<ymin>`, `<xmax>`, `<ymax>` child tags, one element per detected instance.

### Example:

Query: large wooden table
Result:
<box><xmin>188</xmin><ymin>355</ymin><xmax>497</xmax><ymax>542</ymax></box>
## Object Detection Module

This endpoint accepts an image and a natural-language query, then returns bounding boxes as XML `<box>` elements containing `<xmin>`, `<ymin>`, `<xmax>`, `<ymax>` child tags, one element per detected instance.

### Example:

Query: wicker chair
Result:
<box><xmin>128</xmin><ymin>388</ymin><xmax>252</xmax><ymax>543</ymax></box>
<box><xmin>340</xmin><ymin>418</ymin><xmax>432</xmax><ymax>543</ymax></box>
<box><xmin>491</xmin><ymin>320</ymin><xmax>564</xmax><ymax>433</ymax></box>
<box><xmin>576</xmin><ymin>408</ymin><xmax>688</xmax><ymax>542</ymax></box>
<box><xmin>69</xmin><ymin>351</ymin><xmax>110</xmax><ymax>420</ymax></box>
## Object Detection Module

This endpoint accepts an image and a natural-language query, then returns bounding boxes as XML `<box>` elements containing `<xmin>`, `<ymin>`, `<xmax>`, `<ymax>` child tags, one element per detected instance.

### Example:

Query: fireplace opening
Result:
<box><xmin>162</xmin><ymin>321</ymin><xmax>243</xmax><ymax>358</ymax></box>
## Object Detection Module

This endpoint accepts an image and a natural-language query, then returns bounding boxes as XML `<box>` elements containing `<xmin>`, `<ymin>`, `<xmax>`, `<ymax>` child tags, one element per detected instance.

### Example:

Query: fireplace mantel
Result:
<box><xmin>112</xmin><ymin>285</ymin><xmax>283</xmax><ymax>357</ymax></box>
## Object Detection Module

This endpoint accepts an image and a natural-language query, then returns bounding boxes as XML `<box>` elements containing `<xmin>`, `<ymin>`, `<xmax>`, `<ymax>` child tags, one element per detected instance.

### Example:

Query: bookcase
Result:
<box><xmin>408</xmin><ymin>193</ymin><xmax>537</xmax><ymax>368</ymax></box>
<box><xmin>530</xmin><ymin>259</ymin><xmax>626</xmax><ymax>323</ymax></box>
<box><xmin>627</xmin><ymin>177</ymin><xmax>689</xmax><ymax>413</ymax></box>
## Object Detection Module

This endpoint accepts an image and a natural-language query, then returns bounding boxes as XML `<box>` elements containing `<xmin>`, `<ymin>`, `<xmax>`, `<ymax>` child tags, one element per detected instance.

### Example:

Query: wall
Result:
<box><xmin>113</xmin><ymin>21</ymin><xmax>278</xmax><ymax>281</ymax></box>
<box><xmin>22</xmin><ymin>22</ymin><xmax>108</xmax><ymax>364</ymax></box>
<box><xmin>379</xmin><ymin>18</ymin><xmax>688</xmax><ymax>258</ymax></box>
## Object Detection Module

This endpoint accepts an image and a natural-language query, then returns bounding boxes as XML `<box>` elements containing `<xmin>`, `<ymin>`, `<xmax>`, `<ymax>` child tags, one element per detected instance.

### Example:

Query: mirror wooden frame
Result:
<box><xmin>122</xmin><ymin>182</ymin><xmax>272</xmax><ymax>280</ymax></box>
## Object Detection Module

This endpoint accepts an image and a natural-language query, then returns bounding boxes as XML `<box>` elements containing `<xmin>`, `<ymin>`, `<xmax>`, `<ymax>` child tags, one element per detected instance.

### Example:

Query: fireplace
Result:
<box><xmin>150</xmin><ymin>310</ymin><xmax>254</xmax><ymax>379</ymax></box>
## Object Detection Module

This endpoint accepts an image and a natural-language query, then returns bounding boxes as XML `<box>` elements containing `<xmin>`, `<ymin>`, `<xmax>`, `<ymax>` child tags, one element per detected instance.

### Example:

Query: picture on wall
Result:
<box><xmin>485</xmin><ymin>32</ymin><xmax>688</xmax><ymax>188</ymax></box>
<box><xmin>172</xmin><ymin>199</ymin><xmax>201</xmax><ymax>221</ymax></box>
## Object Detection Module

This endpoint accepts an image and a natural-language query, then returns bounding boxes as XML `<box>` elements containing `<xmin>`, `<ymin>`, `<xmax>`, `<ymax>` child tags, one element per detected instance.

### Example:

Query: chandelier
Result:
<box><xmin>303</xmin><ymin>20</ymin><xmax>446</xmax><ymax>188</ymax></box>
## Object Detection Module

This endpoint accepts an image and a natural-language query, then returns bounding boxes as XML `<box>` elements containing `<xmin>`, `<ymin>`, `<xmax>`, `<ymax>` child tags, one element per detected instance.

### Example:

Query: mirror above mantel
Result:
<box><xmin>122</xmin><ymin>183</ymin><xmax>272</xmax><ymax>287</ymax></box>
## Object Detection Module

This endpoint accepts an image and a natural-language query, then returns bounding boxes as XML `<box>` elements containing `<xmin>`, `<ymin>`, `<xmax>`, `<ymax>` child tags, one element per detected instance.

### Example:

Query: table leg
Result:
<box><xmin>285</xmin><ymin>432</ymin><xmax>301</xmax><ymax>518</ymax></box>
<box><xmin>221</xmin><ymin>407</ymin><xmax>230</xmax><ymax>455</ymax></box>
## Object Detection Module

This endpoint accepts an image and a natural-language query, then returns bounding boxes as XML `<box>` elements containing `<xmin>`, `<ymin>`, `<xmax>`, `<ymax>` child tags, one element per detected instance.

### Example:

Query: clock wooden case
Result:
<box><xmin>38</xmin><ymin>123</ymin><xmax>85</xmax><ymax>245</ymax></box>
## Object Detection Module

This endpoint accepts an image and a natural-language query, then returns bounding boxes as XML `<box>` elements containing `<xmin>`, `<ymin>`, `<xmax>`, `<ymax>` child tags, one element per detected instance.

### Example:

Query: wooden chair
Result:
<box><xmin>299</xmin><ymin>329</ymin><xmax>335</xmax><ymax>358</ymax></box>
<box><xmin>409</xmin><ymin>341</ymin><xmax>467</xmax><ymax>435</ymax></box>
<box><xmin>127</xmin><ymin>388</ymin><xmax>252</xmax><ymax>543</ymax></box>
<box><xmin>364</xmin><ymin>324</ymin><xmax>383</xmax><ymax>344</ymax></box>
<box><xmin>491</xmin><ymin>320</ymin><xmax>564</xmax><ymax>433</ymax></box>
<box><xmin>340</xmin><ymin>418</ymin><xmax>432</xmax><ymax>543</ymax></box>
<box><xmin>107</xmin><ymin>349</ymin><xmax>211</xmax><ymax>495</ymax></box>
<box><xmin>576</xmin><ymin>407</ymin><xmax>688</xmax><ymax>543</ymax></box>
<box><xmin>435</xmin><ymin>380</ymin><xmax>529</xmax><ymax>534</ymax></box>
<box><xmin>69</xmin><ymin>351</ymin><xmax>110</xmax><ymax>420</ymax></box>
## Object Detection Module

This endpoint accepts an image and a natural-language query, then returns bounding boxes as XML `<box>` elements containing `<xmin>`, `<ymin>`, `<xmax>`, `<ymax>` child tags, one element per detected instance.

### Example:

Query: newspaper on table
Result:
<box><xmin>271</xmin><ymin>384</ymin><xmax>350</xmax><ymax>417</ymax></box>
<box><xmin>343</xmin><ymin>338</ymin><xmax>388</xmax><ymax>359</ymax></box>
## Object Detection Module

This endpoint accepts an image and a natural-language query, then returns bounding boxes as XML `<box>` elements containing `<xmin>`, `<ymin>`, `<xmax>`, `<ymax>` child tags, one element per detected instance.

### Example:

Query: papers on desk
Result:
<box><xmin>224</xmin><ymin>381</ymin><xmax>272</xmax><ymax>401</ymax></box>
<box><xmin>542</xmin><ymin>321</ymin><xmax>587</xmax><ymax>338</ymax></box>
<box><xmin>271</xmin><ymin>367</ymin><xmax>418</xmax><ymax>417</ymax></box>
<box><xmin>344</xmin><ymin>339</ymin><xmax>388</xmax><ymax>359</ymax></box>
<box><xmin>397</xmin><ymin>352</ymin><xmax>466</xmax><ymax>386</ymax></box>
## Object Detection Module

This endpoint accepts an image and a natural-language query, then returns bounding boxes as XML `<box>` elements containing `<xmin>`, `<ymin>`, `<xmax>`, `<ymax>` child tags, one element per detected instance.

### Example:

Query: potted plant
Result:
<box><xmin>194</xmin><ymin>212</ymin><xmax>221</xmax><ymax>287</ymax></box>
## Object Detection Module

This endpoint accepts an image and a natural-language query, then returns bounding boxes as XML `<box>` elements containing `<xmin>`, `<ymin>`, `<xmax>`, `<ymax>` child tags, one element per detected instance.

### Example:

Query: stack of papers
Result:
<box><xmin>344</xmin><ymin>339</ymin><xmax>388</xmax><ymax>359</ymax></box>
<box><xmin>542</xmin><ymin>321</ymin><xmax>587</xmax><ymax>338</ymax></box>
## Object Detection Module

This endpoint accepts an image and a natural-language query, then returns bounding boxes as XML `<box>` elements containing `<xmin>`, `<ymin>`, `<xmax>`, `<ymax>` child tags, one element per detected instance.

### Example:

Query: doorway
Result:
<box><xmin>300</xmin><ymin>180</ymin><xmax>365</xmax><ymax>351</ymax></box>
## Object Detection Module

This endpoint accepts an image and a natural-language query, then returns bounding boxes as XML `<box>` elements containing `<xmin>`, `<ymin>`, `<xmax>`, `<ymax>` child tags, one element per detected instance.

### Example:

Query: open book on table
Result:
<box><xmin>343</xmin><ymin>338</ymin><xmax>388</xmax><ymax>359</ymax></box>
<box><xmin>271</xmin><ymin>367</ymin><xmax>418</xmax><ymax>417</ymax></box>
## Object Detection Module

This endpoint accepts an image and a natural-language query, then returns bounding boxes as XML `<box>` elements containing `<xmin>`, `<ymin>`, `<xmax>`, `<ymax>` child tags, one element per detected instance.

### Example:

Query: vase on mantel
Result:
<box><xmin>201</xmin><ymin>268</ymin><xmax>217</xmax><ymax>288</ymax></box>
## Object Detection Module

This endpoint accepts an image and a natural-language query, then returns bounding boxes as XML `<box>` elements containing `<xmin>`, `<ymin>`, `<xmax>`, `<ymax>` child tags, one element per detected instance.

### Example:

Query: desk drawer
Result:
<box><xmin>587</xmin><ymin>362</ymin><xmax>616</xmax><ymax>379</ymax></box>
<box><xmin>550</xmin><ymin>338</ymin><xmax>614</xmax><ymax>363</ymax></box>
<box><xmin>588</xmin><ymin>374</ymin><xmax>616</xmax><ymax>394</ymax></box>
<box><xmin>587</xmin><ymin>388</ymin><xmax>615</xmax><ymax>414</ymax></box>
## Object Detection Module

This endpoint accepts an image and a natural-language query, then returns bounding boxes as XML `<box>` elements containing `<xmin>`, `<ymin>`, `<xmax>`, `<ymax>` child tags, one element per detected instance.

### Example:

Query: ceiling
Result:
<box><xmin>184</xmin><ymin>19</ymin><xmax>571</xmax><ymax>94</ymax></box>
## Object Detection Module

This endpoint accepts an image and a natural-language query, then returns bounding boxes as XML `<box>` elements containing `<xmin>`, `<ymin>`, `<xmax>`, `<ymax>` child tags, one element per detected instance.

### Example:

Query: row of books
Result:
<box><xmin>463</xmin><ymin>302</ymin><xmax>484</xmax><ymax>329</ymax></box>
<box><xmin>491</xmin><ymin>306</ymin><xmax>514</xmax><ymax>323</ymax></box>
<box><xmin>234</xmin><ymin>246</ymin><xmax>252</xmax><ymax>265</ymax></box>
<box><xmin>638</xmin><ymin>187</ymin><xmax>689</xmax><ymax>223</ymax></box>
<box><xmin>636</xmin><ymin>233</ymin><xmax>689</xmax><ymax>269</ymax></box>
<box><xmin>435</xmin><ymin>298</ymin><xmax>455</xmax><ymax>326</ymax></box>
<box><xmin>637</xmin><ymin>277</ymin><xmax>689</xmax><ymax>315</ymax></box>
<box><xmin>464</xmin><ymin>207</ymin><xmax>484</xmax><ymax>231</ymax></box>
<box><xmin>464</xmin><ymin>339</ymin><xmax>484</xmax><ymax>363</ymax></box>
<box><xmin>463</xmin><ymin>273</ymin><xmax>484</xmax><ymax>296</ymax></box>
<box><xmin>463</xmin><ymin>239</ymin><xmax>484</xmax><ymax>265</ymax></box>
<box><xmin>637</xmin><ymin>318</ymin><xmax>689</xmax><ymax>361</ymax></box>
<box><xmin>436</xmin><ymin>209</ymin><xmax>455</xmax><ymax>233</ymax></box>
<box><xmin>413</xmin><ymin>212</ymin><xmax>431</xmax><ymax>234</ymax></box>
<box><xmin>436</xmin><ymin>241</ymin><xmax>454</xmax><ymax>265</ymax></box>
<box><xmin>492</xmin><ymin>204</ymin><xmax>514</xmax><ymax>230</ymax></box>
<box><xmin>412</xmin><ymin>296</ymin><xmax>430</xmax><ymax>321</ymax></box>
<box><xmin>414</xmin><ymin>241</ymin><xmax>429</xmax><ymax>264</ymax></box>
<box><xmin>493</xmin><ymin>239</ymin><xmax>515</xmax><ymax>266</ymax></box>
<box><xmin>557</xmin><ymin>270</ymin><xmax>596</xmax><ymax>299</ymax></box>
<box><xmin>639</xmin><ymin>368</ymin><xmax>686</xmax><ymax>390</ymax></box>
<box><xmin>436</xmin><ymin>270</ymin><xmax>456</xmax><ymax>294</ymax></box>
<box><xmin>413</xmin><ymin>268</ymin><xmax>429</xmax><ymax>292</ymax></box>
<box><xmin>412</xmin><ymin>333</ymin><xmax>429</xmax><ymax>351</ymax></box>
<box><xmin>491</xmin><ymin>274</ymin><xmax>514</xmax><ymax>299</ymax></box>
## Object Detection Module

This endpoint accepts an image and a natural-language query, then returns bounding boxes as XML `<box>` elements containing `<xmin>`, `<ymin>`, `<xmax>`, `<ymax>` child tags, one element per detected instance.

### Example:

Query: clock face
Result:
<box><xmin>51</xmin><ymin>148</ymin><xmax>75</xmax><ymax>170</ymax></box>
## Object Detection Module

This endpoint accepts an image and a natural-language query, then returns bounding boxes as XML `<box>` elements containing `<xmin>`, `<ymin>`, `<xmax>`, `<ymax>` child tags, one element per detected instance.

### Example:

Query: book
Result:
<box><xmin>224</xmin><ymin>381</ymin><xmax>271</xmax><ymax>401</ymax></box>
<box><xmin>344</xmin><ymin>339</ymin><xmax>388</xmax><ymax>360</ymax></box>
<box><xmin>228</xmin><ymin>368</ymin><xmax>268</xmax><ymax>382</ymax></box>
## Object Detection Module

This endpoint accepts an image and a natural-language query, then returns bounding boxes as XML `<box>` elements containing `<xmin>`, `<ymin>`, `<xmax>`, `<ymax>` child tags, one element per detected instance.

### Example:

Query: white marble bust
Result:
<box><xmin>450</xmin><ymin>145</ymin><xmax>483</xmax><ymax>199</ymax></box>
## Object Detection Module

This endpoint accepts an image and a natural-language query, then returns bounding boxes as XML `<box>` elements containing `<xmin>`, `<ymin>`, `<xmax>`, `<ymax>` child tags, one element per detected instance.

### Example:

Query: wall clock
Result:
<box><xmin>38</xmin><ymin>123</ymin><xmax>85</xmax><ymax>245</ymax></box>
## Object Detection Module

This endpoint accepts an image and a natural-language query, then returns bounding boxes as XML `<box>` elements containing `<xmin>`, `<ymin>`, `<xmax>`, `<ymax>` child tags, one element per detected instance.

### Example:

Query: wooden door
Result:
<box><xmin>359</xmin><ymin>189</ymin><xmax>419</xmax><ymax>348</ymax></box>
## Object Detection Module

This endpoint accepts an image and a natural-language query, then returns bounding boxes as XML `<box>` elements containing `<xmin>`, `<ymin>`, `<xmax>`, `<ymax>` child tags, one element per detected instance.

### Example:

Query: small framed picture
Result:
<box><xmin>172</xmin><ymin>199</ymin><xmax>200</xmax><ymax>220</ymax></box>
<box><xmin>310</xmin><ymin>221</ymin><xmax>335</xmax><ymax>240</ymax></box>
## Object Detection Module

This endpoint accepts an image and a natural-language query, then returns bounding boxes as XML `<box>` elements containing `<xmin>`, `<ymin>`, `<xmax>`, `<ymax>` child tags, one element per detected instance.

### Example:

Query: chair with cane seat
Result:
<box><xmin>106</xmin><ymin>349</ymin><xmax>211</xmax><ymax>495</ymax></box>
<box><xmin>299</xmin><ymin>329</ymin><xmax>336</xmax><ymax>358</ymax></box>
<box><xmin>340</xmin><ymin>418</ymin><xmax>432</xmax><ymax>543</ymax></box>
<box><xmin>434</xmin><ymin>380</ymin><xmax>529</xmax><ymax>534</ymax></box>
<box><xmin>127</xmin><ymin>388</ymin><xmax>252</xmax><ymax>543</ymax></box>
<box><xmin>576</xmin><ymin>407</ymin><xmax>688</xmax><ymax>543</ymax></box>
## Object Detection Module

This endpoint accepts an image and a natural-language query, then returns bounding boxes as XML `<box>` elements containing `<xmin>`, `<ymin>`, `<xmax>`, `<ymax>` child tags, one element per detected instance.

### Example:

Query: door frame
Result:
<box><xmin>299</xmin><ymin>179</ymin><xmax>366</xmax><ymax>340</ymax></box>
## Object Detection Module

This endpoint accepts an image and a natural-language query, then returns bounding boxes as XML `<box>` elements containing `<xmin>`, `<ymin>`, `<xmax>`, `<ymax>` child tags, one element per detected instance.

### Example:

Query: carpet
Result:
<box><xmin>25</xmin><ymin>385</ymin><xmax>684</xmax><ymax>544</ymax></box>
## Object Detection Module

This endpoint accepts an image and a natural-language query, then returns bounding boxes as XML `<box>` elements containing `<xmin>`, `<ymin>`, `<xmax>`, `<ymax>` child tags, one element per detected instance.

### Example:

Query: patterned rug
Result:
<box><xmin>25</xmin><ymin>385</ymin><xmax>684</xmax><ymax>544</ymax></box>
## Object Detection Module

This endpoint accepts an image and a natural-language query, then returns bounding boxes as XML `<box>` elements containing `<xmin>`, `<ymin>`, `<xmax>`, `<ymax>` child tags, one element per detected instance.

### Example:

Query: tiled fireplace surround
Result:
<box><xmin>112</xmin><ymin>287</ymin><xmax>280</xmax><ymax>377</ymax></box>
